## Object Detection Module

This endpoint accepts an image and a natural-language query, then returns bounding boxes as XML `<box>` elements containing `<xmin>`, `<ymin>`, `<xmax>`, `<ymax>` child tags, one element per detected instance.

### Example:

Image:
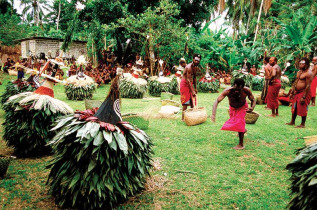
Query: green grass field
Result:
<box><xmin>0</xmin><ymin>72</ymin><xmax>316</xmax><ymax>209</ymax></box>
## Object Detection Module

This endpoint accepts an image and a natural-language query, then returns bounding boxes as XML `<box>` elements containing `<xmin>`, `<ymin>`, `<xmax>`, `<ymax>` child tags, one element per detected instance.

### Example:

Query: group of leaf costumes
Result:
<box><xmin>1</xmin><ymin>62</ymin><xmax>153</xmax><ymax>208</ymax></box>
<box><xmin>1</xmin><ymin>59</ymin><xmax>317</xmax><ymax>209</ymax></box>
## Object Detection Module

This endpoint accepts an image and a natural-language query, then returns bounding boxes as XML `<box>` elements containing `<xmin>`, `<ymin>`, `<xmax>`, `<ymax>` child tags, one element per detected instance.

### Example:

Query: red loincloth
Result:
<box><xmin>291</xmin><ymin>90</ymin><xmax>311</xmax><ymax>117</ymax></box>
<box><xmin>221</xmin><ymin>102</ymin><xmax>248</xmax><ymax>133</ymax></box>
<box><xmin>311</xmin><ymin>76</ymin><xmax>317</xmax><ymax>97</ymax></box>
<box><xmin>180</xmin><ymin>78</ymin><xmax>193</xmax><ymax>105</ymax></box>
<box><xmin>34</xmin><ymin>86</ymin><xmax>54</xmax><ymax>98</ymax></box>
<box><xmin>267</xmin><ymin>79</ymin><xmax>281</xmax><ymax>109</ymax></box>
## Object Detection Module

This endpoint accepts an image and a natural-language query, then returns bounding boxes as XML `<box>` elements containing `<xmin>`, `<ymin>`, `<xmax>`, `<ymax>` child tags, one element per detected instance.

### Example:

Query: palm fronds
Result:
<box><xmin>119</xmin><ymin>78</ymin><xmax>147</xmax><ymax>99</ymax></box>
<box><xmin>46</xmin><ymin>110</ymin><xmax>153</xmax><ymax>209</ymax></box>
<box><xmin>0</xmin><ymin>81</ymin><xmax>36</xmax><ymax>106</ymax></box>
<box><xmin>2</xmin><ymin>93</ymin><xmax>73</xmax><ymax>157</ymax></box>
<box><xmin>286</xmin><ymin>142</ymin><xmax>317</xmax><ymax>209</ymax></box>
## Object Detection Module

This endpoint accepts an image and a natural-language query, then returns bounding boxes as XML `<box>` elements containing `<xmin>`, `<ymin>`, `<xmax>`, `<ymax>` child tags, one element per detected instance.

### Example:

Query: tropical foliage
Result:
<box><xmin>0</xmin><ymin>81</ymin><xmax>36</xmax><ymax>106</ymax></box>
<box><xmin>47</xmin><ymin>109</ymin><xmax>153</xmax><ymax>209</ymax></box>
<box><xmin>286</xmin><ymin>142</ymin><xmax>317</xmax><ymax>210</ymax></box>
<box><xmin>251</xmin><ymin>77</ymin><xmax>264</xmax><ymax>91</ymax></box>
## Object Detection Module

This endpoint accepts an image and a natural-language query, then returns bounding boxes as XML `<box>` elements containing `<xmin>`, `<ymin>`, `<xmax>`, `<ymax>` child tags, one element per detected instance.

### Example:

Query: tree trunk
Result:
<box><xmin>244</xmin><ymin>13</ymin><xmax>252</xmax><ymax>44</ymax></box>
<box><xmin>56</xmin><ymin>1</ymin><xmax>61</xmax><ymax>30</ymax></box>
<box><xmin>148</xmin><ymin>32</ymin><xmax>155</xmax><ymax>76</ymax></box>
<box><xmin>253</xmin><ymin>0</ymin><xmax>264</xmax><ymax>45</ymax></box>
<box><xmin>33</xmin><ymin>0</ymin><xmax>39</xmax><ymax>26</ymax></box>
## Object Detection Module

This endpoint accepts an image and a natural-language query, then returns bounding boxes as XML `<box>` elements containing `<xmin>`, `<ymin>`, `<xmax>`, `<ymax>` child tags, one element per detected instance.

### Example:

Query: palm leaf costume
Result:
<box><xmin>47</xmin><ymin>75</ymin><xmax>153</xmax><ymax>209</ymax></box>
<box><xmin>3</xmin><ymin>64</ymin><xmax>73</xmax><ymax>157</ymax></box>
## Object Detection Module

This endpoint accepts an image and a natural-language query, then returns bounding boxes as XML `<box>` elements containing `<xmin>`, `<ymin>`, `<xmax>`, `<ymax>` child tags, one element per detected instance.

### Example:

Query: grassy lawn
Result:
<box><xmin>0</xmin><ymin>72</ymin><xmax>316</xmax><ymax>209</ymax></box>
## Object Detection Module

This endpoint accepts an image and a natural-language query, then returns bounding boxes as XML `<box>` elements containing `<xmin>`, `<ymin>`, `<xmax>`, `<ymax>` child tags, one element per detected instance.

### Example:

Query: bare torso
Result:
<box><xmin>183</xmin><ymin>63</ymin><xmax>197</xmax><ymax>82</ymax></box>
<box><xmin>295</xmin><ymin>69</ymin><xmax>312</xmax><ymax>91</ymax></box>
<box><xmin>264</xmin><ymin>64</ymin><xmax>272</xmax><ymax>79</ymax></box>
<box><xmin>224</xmin><ymin>87</ymin><xmax>253</xmax><ymax>108</ymax></box>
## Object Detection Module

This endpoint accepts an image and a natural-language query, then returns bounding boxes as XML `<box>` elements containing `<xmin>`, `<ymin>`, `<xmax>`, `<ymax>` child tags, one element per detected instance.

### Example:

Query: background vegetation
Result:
<box><xmin>0</xmin><ymin>0</ymin><xmax>316</xmax><ymax>73</ymax></box>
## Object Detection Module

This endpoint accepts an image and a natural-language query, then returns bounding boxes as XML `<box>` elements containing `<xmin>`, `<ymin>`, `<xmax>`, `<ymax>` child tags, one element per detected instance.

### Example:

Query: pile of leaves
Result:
<box><xmin>286</xmin><ymin>142</ymin><xmax>317</xmax><ymax>209</ymax></box>
<box><xmin>148</xmin><ymin>79</ymin><xmax>171</xmax><ymax>97</ymax></box>
<box><xmin>65</xmin><ymin>84</ymin><xmax>97</xmax><ymax>101</ymax></box>
<box><xmin>251</xmin><ymin>77</ymin><xmax>264</xmax><ymax>91</ymax></box>
<box><xmin>197</xmin><ymin>79</ymin><xmax>220</xmax><ymax>93</ymax></box>
<box><xmin>231</xmin><ymin>70</ymin><xmax>254</xmax><ymax>89</ymax></box>
<box><xmin>47</xmin><ymin>108</ymin><xmax>153</xmax><ymax>209</ymax></box>
<box><xmin>119</xmin><ymin>78</ymin><xmax>147</xmax><ymax>99</ymax></box>
<box><xmin>3</xmin><ymin>93</ymin><xmax>73</xmax><ymax>157</ymax></box>
<box><xmin>0</xmin><ymin>81</ymin><xmax>36</xmax><ymax>106</ymax></box>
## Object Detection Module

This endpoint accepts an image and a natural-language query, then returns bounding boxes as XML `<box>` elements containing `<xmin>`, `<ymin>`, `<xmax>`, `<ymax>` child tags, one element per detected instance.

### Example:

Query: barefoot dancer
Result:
<box><xmin>211</xmin><ymin>78</ymin><xmax>256</xmax><ymax>150</ymax></box>
<box><xmin>286</xmin><ymin>58</ymin><xmax>313</xmax><ymax>128</ymax></box>
<box><xmin>180</xmin><ymin>54</ymin><xmax>201</xmax><ymax>120</ymax></box>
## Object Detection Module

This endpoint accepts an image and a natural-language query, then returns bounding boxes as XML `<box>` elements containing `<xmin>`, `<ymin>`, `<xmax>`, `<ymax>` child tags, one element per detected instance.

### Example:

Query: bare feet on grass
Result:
<box><xmin>285</xmin><ymin>122</ymin><xmax>295</xmax><ymax>126</ymax></box>
<box><xmin>233</xmin><ymin>145</ymin><xmax>245</xmax><ymax>150</ymax></box>
<box><xmin>267</xmin><ymin>114</ymin><xmax>276</xmax><ymax>117</ymax></box>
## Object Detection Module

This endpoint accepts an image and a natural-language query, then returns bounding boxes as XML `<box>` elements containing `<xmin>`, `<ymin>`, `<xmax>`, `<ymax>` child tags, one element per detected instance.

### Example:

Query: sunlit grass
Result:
<box><xmin>0</xmin><ymin>72</ymin><xmax>316</xmax><ymax>209</ymax></box>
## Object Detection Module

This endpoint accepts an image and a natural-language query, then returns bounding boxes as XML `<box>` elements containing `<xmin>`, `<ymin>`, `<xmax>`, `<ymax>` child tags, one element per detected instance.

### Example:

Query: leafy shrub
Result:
<box><xmin>119</xmin><ymin>79</ymin><xmax>147</xmax><ymax>99</ymax></box>
<box><xmin>286</xmin><ymin>143</ymin><xmax>317</xmax><ymax>209</ymax></box>
<box><xmin>168</xmin><ymin>77</ymin><xmax>180</xmax><ymax>95</ymax></box>
<box><xmin>197</xmin><ymin>80</ymin><xmax>220</xmax><ymax>93</ymax></box>
<box><xmin>47</xmin><ymin>109</ymin><xmax>153</xmax><ymax>209</ymax></box>
<box><xmin>65</xmin><ymin>84</ymin><xmax>96</xmax><ymax>101</ymax></box>
<box><xmin>231</xmin><ymin>70</ymin><xmax>254</xmax><ymax>88</ymax></box>
<box><xmin>251</xmin><ymin>77</ymin><xmax>264</xmax><ymax>91</ymax></box>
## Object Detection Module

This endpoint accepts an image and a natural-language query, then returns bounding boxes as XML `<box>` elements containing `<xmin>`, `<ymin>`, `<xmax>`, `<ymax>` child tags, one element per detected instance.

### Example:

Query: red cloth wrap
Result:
<box><xmin>34</xmin><ymin>86</ymin><xmax>54</xmax><ymax>98</ymax></box>
<box><xmin>311</xmin><ymin>76</ymin><xmax>317</xmax><ymax>97</ymax></box>
<box><xmin>278</xmin><ymin>96</ymin><xmax>290</xmax><ymax>103</ymax></box>
<box><xmin>180</xmin><ymin>78</ymin><xmax>193</xmax><ymax>105</ymax></box>
<box><xmin>291</xmin><ymin>90</ymin><xmax>311</xmax><ymax>117</ymax></box>
<box><xmin>221</xmin><ymin>102</ymin><xmax>248</xmax><ymax>133</ymax></box>
<box><xmin>267</xmin><ymin>79</ymin><xmax>281</xmax><ymax>109</ymax></box>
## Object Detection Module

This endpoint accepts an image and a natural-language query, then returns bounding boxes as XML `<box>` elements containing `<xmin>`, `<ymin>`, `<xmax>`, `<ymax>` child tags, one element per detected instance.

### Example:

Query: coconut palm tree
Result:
<box><xmin>20</xmin><ymin>0</ymin><xmax>50</xmax><ymax>26</ymax></box>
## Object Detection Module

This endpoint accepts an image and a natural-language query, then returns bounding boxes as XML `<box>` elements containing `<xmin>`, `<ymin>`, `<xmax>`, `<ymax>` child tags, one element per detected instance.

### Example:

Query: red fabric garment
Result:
<box><xmin>221</xmin><ymin>102</ymin><xmax>248</xmax><ymax>133</ymax></box>
<box><xmin>163</xmin><ymin>70</ymin><xmax>171</xmax><ymax>76</ymax></box>
<box><xmin>132</xmin><ymin>73</ymin><xmax>139</xmax><ymax>78</ymax></box>
<box><xmin>291</xmin><ymin>90</ymin><xmax>311</xmax><ymax>117</ymax></box>
<box><xmin>180</xmin><ymin>78</ymin><xmax>192</xmax><ymax>105</ymax></box>
<box><xmin>311</xmin><ymin>76</ymin><xmax>317</xmax><ymax>97</ymax></box>
<box><xmin>34</xmin><ymin>86</ymin><xmax>54</xmax><ymax>98</ymax></box>
<box><xmin>278</xmin><ymin>96</ymin><xmax>290</xmax><ymax>105</ymax></box>
<box><xmin>267</xmin><ymin>79</ymin><xmax>281</xmax><ymax>109</ymax></box>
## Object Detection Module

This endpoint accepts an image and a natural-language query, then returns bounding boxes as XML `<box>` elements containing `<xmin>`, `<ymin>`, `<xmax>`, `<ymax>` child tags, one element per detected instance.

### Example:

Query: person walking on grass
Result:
<box><xmin>286</xmin><ymin>58</ymin><xmax>313</xmax><ymax>128</ymax></box>
<box><xmin>211</xmin><ymin>78</ymin><xmax>256</xmax><ymax>150</ymax></box>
